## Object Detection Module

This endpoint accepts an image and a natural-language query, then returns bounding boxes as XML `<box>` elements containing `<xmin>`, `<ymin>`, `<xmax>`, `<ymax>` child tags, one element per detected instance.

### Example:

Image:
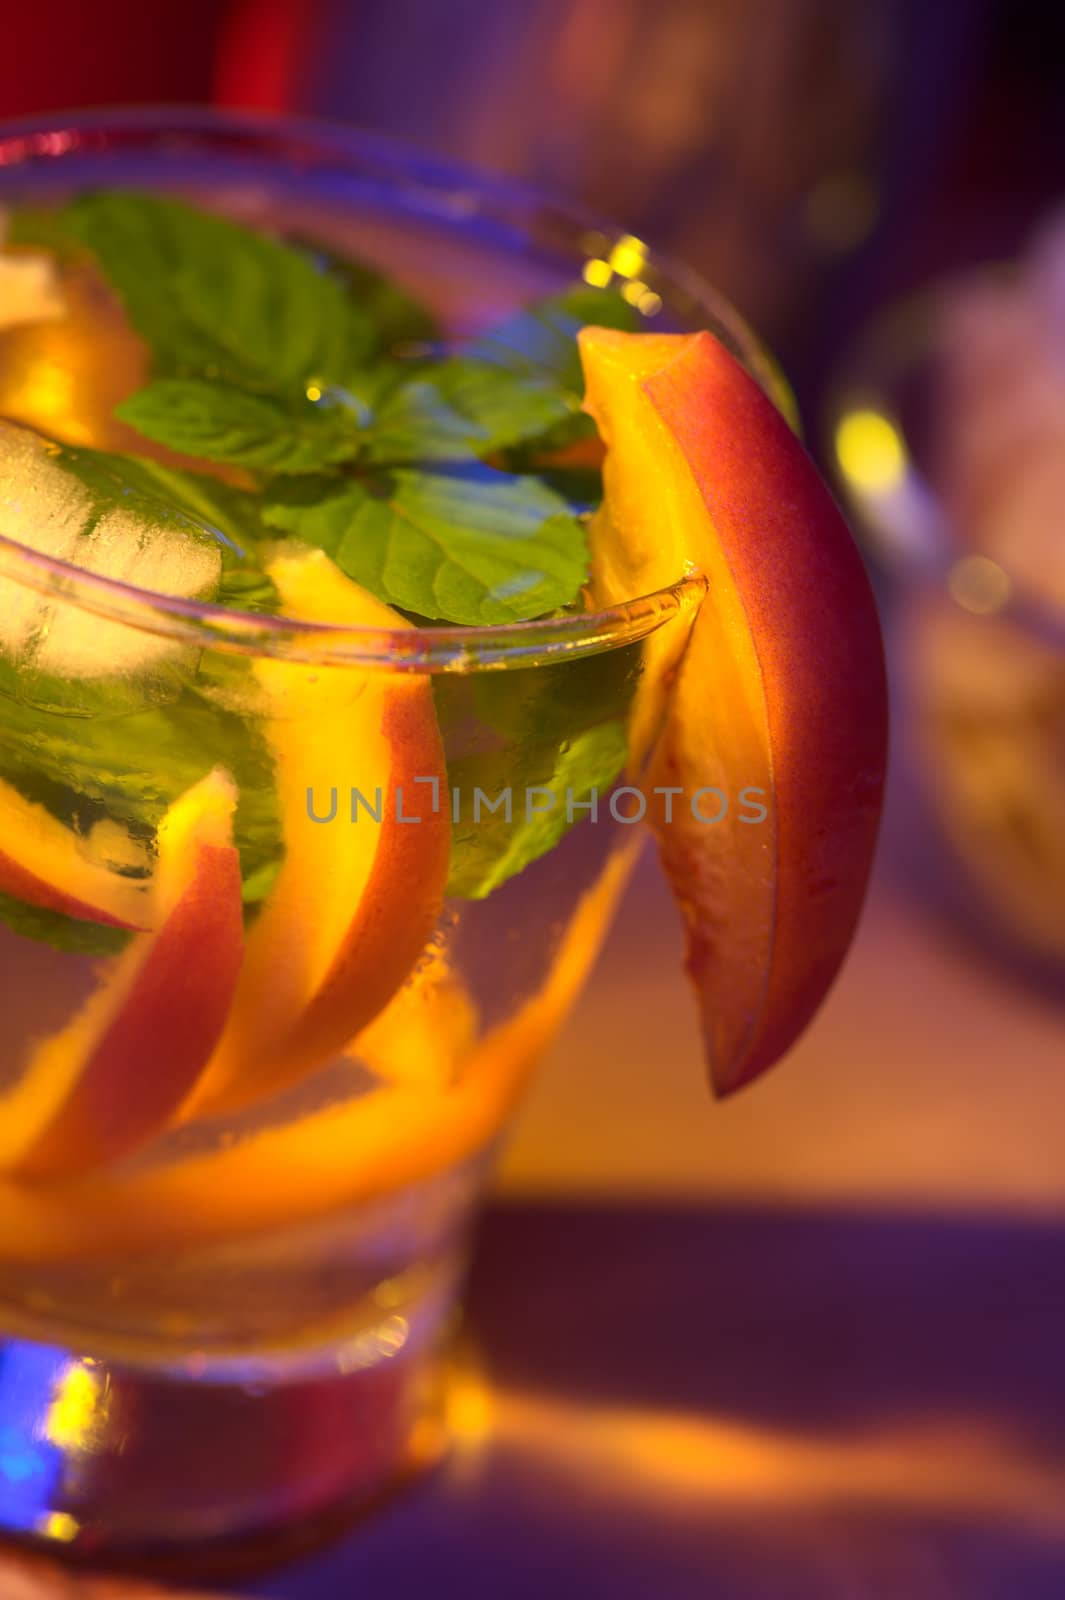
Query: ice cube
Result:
<box><xmin>0</xmin><ymin>418</ymin><xmax>222</xmax><ymax>680</ymax></box>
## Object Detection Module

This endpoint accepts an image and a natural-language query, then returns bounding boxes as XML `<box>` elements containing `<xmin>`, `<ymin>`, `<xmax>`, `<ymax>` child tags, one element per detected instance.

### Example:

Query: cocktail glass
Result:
<box><xmin>831</xmin><ymin>276</ymin><xmax>1065</xmax><ymax>985</ymax></box>
<box><xmin>0</xmin><ymin>110</ymin><xmax>772</xmax><ymax>1568</ymax></box>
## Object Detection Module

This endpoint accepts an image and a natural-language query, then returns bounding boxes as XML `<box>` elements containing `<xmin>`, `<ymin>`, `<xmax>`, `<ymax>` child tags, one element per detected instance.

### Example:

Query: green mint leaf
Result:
<box><xmin>116</xmin><ymin>380</ymin><xmax>361</xmax><ymax>474</ymax></box>
<box><xmin>58</xmin><ymin>191</ymin><xmax>373</xmax><ymax>393</ymax></box>
<box><xmin>6</xmin><ymin>206</ymin><xmax>81</xmax><ymax>259</ymax></box>
<box><xmin>471</xmin><ymin>285</ymin><xmax>640</xmax><ymax>394</ymax></box>
<box><xmin>263</xmin><ymin>464</ymin><xmax>588</xmax><ymax>624</ymax></box>
<box><xmin>0</xmin><ymin>889</ymin><xmax>134</xmax><ymax>956</ymax></box>
<box><xmin>437</xmin><ymin>643</ymin><xmax>638</xmax><ymax>898</ymax></box>
<box><xmin>301</xmin><ymin>248</ymin><xmax>441</xmax><ymax>357</ymax></box>
<box><xmin>363</xmin><ymin>379</ymin><xmax>489</xmax><ymax>463</ymax></box>
<box><xmin>423</xmin><ymin>359</ymin><xmax>577</xmax><ymax>452</ymax></box>
<box><xmin>470</xmin><ymin>281</ymin><xmax>639</xmax><ymax>451</ymax></box>
<box><xmin>453</xmin><ymin>723</ymin><xmax>628</xmax><ymax>899</ymax></box>
<box><xmin>0</xmin><ymin>664</ymin><xmax>283</xmax><ymax>937</ymax></box>
<box><xmin>355</xmin><ymin>286</ymin><xmax>636</xmax><ymax>460</ymax></box>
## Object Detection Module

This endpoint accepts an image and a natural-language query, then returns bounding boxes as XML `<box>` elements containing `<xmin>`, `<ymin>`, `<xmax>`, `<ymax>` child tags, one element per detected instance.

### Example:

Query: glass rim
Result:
<box><xmin>830</xmin><ymin>266</ymin><xmax>1065</xmax><ymax>651</ymax></box>
<box><xmin>0</xmin><ymin>528</ymin><xmax>707</xmax><ymax>671</ymax></box>
<box><xmin>0</xmin><ymin>105</ymin><xmax>762</xmax><ymax>669</ymax></box>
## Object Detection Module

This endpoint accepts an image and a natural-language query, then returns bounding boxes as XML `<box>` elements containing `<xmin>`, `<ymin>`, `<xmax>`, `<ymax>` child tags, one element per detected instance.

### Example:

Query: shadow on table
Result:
<box><xmin>251</xmin><ymin>1201</ymin><xmax>1065</xmax><ymax>1600</ymax></box>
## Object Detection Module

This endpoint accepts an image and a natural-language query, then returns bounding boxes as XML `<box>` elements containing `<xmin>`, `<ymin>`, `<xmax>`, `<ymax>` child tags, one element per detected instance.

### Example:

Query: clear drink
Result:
<box><xmin>0</xmin><ymin>110</ymin><xmax>759</xmax><ymax>1561</ymax></box>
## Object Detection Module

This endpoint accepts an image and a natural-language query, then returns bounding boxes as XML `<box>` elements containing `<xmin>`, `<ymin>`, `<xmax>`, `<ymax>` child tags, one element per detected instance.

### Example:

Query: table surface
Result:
<box><xmin>235</xmin><ymin>1198</ymin><xmax>1065</xmax><ymax>1600</ymax></box>
<box><xmin>498</xmin><ymin>779</ymin><xmax>1065</xmax><ymax>1217</ymax></box>
<box><xmin>248</xmin><ymin>771</ymin><xmax>1065</xmax><ymax>1597</ymax></box>
<box><xmin>8</xmin><ymin>1198</ymin><xmax>1065</xmax><ymax>1599</ymax></box>
<box><xmin>5</xmin><ymin>778</ymin><xmax>1065</xmax><ymax>1598</ymax></box>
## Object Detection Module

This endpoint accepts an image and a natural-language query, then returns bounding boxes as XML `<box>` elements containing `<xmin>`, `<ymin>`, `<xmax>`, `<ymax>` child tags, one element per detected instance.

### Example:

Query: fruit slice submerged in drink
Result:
<box><xmin>0</xmin><ymin>769</ymin><xmax>244</xmax><ymax>1178</ymax></box>
<box><xmin>186</xmin><ymin>548</ymin><xmax>452</xmax><ymax>1117</ymax></box>
<box><xmin>580</xmin><ymin>327</ymin><xmax>888</xmax><ymax>1095</ymax></box>
<box><xmin>0</xmin><ymin>835</ymin><xmax>637</xmax><ymax>1263</ymax></box>
<box><xmin>0</xmin><ymin>777</ymin><xmax>151</xmax><ymax>928</ymax></box>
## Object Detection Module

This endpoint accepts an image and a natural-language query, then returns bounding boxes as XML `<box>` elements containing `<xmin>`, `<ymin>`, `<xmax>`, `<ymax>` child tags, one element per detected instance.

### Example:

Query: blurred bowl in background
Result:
<box><xmin>829</xmin><ymin>245</ymin><xmax>1065</xmax><ymax>990</ymax></box>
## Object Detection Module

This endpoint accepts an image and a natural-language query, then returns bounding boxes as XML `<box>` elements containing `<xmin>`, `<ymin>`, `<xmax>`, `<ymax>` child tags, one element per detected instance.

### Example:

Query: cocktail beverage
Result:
<box><xmin>0</xmin><ymin>113</ymin><xmax>886</xmax><ymax>1564</ymax></box>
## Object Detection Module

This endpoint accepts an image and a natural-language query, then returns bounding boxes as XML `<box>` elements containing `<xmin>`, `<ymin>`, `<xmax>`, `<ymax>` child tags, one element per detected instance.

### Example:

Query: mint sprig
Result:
<box><xmin>437</xmin><ymin>641</ymin><xmax>639</xmax><ymax>898</ymax></box>
<box><xmin>2</xmin><ymin>192</ymin><xmax>650</xmax><ymax>928</ymax></box>
<box><xmin>29</xmin><ymin>192</ymin><xmax>642</xmax><ymax>626</ymax></box>
<box><xmin>263</xmin><ymin>464</ymin><xmax>588</xmax><ymax>625</ymax></box>
<box><xmin>53</xmin><ymin>190</ymin><xmax>373</xmax><ymax>393</ymax></box>
<box><xmin>116</xmin><ymin>379</ymin><xmax>361</xmax><ymax>473</ymax></box>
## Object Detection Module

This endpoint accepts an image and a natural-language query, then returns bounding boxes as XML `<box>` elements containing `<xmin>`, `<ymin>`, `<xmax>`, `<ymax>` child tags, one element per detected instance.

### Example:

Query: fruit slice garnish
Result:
<box><xmin>580</xmin><ymin>328</ymin><xmax>888</xmax><ymax>1095</ymax></box>
<box><xmin>0</xmin><ymin>835</ymin><xmax>638</xmax><ymax>1262</ymax></box>
<box><xmin>186</xmin><ymin>549</ymin><xmax>451</xmax><ymax>1116</ymax></box>
<box><xmin>0</xmin><ymin>769</ymin><xmax>244</xmax><ymax>1178</ymax></box>
<box><xmin>0</xmin><ymin>777</ymin><xmax>151</xmax><ymax>929</ymax></box>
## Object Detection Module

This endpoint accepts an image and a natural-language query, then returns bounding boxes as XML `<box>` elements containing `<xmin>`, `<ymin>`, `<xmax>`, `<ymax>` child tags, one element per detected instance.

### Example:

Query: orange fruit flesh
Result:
<box><xmin>0</xmin><ymin>838</ymin><xmax>639</xmax><ymax>1262</ymax></box>
<box><xmin>580</xmin><ymin>327</ymin><xmax>887</xmax><ymax>1094</ymax></box>
<box><xmin>0</xmin><ymin>254</ymin><xmax>247</xmax><ymax>485</ymax></box>
<box><xmin>353</xmin><ymin>947</ymin><xmax>480</xmax><ymax>1094</ymax></box>
<box><xmin>184</xmin><ymin>549</ymin><xmax>452</xmax><ymax>1118</ymax></box>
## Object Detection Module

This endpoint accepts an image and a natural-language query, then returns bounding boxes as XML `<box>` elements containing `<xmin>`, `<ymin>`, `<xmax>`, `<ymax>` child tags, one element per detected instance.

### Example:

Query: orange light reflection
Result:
<box><xmin>448</xmin><ymin>1365</ymin><xmax>1065</xmax><ymax>1534</ymax></box>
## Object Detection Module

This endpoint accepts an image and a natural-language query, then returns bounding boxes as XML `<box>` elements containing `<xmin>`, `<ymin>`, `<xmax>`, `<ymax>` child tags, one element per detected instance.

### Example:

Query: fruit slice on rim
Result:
<box><xmin>0</xmin><ymin>768</ymin><xmax>244</xmax><ymax>1178</ymax></box>
<box><xmin>186</xmin><ymin>549</ymin><xmax>451</xmax><ymax>1117</ymax></box>
<box><xmin>580</xmin><ymin>328</ymin><xmax>888</xmax><ymax>1095</ymax></box>
<box><xmin>0</xmin><ymin>777</ymin><xmax>151</xmax><ymax>929</ymax></box>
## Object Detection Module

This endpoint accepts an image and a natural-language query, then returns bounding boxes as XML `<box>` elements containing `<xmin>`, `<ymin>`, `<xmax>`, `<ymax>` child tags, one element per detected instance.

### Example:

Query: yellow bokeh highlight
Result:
<box><xmin>835</xmin><ymin>409</ymin><xmax>907</xmax><ymax>495</ymax></box>
<box><xmin>620</xmin><ymin>280</ymin><xmax>665</xmax><ymax>318</ymax></box>
<box><xmin>582</xmin><ymin>258</ymin><xmax>613</xmax><ymax>289</ymax></box>
<box><xmin>36</xmin><ymin>1510</ymin><xmax>80</xmax><ymax>1542</ymax></box>
<box><xmin>608</xmin><ymin>235</ymin><xmax>649</xmax><ymax>279</ymax></box>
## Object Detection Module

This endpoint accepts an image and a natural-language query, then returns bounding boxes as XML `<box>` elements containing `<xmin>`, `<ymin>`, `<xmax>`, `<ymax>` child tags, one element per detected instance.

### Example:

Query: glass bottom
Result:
<box><xmin>0</xmin><ymin>1282</ymin><xmax>453</xmax><ymax>1577</ymax></box>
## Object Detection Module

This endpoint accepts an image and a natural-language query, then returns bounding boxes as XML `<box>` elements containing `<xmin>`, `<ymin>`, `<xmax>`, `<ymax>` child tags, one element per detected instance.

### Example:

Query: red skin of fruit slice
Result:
<box><xmin>184</xmin><ymin>550</ymin><xmax>451</xmax><ymax>1119</ymax></box>
<box><xmin>580</xmin><ymin>328</ymin><xmax>888</xmax><ymax>1095</ymax></box>
<box><xmin>0</xmin><ymin>849</ymin><xmax>136</xmax><ymax>927</ymax></box>
<box><xmin>3</xmin><ymin>770</ymin><xmax>245</xmax><ymax>1179</ymax></box>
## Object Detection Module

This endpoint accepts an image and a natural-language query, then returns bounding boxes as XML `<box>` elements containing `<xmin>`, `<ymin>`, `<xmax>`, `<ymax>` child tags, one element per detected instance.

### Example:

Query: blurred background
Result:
<box><xmin>2</xmin><ymin>4</ymin><xmax>1065</xmax><ymax>1595</ymax></box>
<box><xmin>2</xmin><ymin>0</ymin><xmax>1063</xmax><ymax>412</ymax></box>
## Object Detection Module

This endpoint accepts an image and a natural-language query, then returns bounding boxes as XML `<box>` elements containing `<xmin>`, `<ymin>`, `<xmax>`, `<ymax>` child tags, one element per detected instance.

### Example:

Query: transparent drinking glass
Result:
<box><xmin>0</xmin><ymin>109</ymin><xmax>770</xmax><ymax>1568</ymax></box>
<box><xmin>830</xmin><ymin>276</ymin><xmax>1065</xmax><ymax>985</ymax></box>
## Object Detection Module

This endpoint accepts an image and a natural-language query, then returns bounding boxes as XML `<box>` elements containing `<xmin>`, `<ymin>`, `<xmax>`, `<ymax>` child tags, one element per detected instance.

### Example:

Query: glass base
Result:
<box><xmin>0</xmin><ymin>1296</ymin><xmax>450</xmax><ymax>1576</ymax></box>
